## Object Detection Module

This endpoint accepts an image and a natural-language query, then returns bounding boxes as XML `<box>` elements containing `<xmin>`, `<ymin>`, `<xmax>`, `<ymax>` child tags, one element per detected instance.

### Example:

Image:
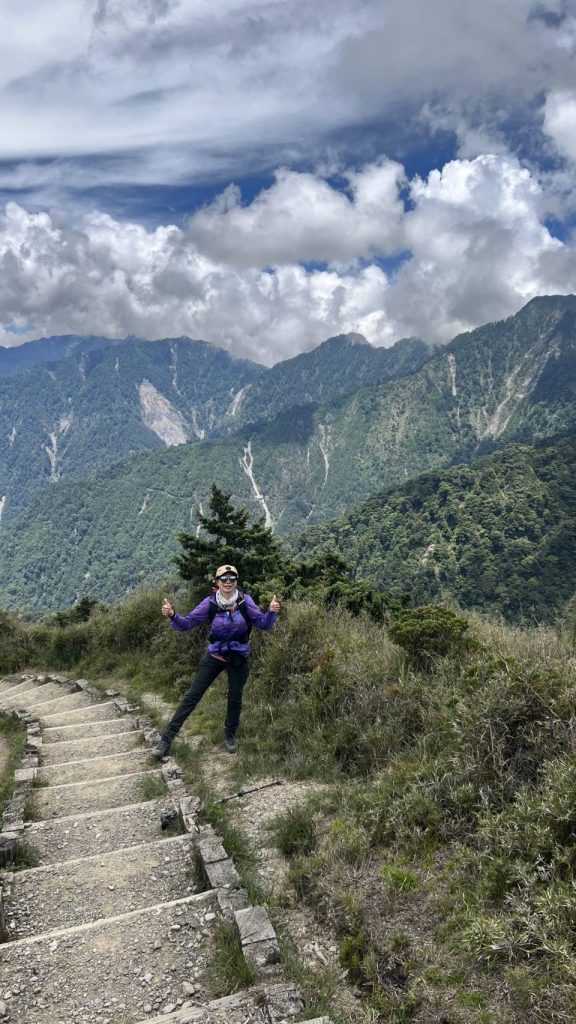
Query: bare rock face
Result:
<box><xmin>138</xmin><ymin>380</ymin><xmax>189</xmax><ymax>446</ymax></box>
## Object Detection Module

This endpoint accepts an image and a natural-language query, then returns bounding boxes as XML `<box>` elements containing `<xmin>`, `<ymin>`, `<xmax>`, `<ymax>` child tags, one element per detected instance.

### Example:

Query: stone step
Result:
<box><xmin>43</xmin><ymin>717</ymin><xmax>137</xmax><ymax>743</ymax></box>
<box><xmin>40</xmin><ymin>700</ymin><xmax>121</xmax><ymax>727</ymax></box>
<box><xmin>6</xmin><ymin>835</ymin><xmax>197</xmax><ymax>937</ymax></box>
<box><xmin>20</xmin><ymin>799</ymin><xmax>176</xmax><ymax>864</ymax></box>
<box><xmin>29</xmin><ymin>769</ymin><xmax>166</xmax><ymax>820</ymax></box>
<box><xmin>41</xmin><ymin>730</ymin><xmax>141</xmax><ymax>764</ymax></box>
<box><xmin>0</xmin><ymin>890</ymin><xmax>220</xmax><ymax>1024</ymax></box>
<box><xmin>0</xmin><ymin>678</ymin><xmax>48</xmax><ymax>701</ymax></box>
<box><xmin>39</xmin><ymin>748</ymin><xmax>150</xmax><ymax>786</ymax></box>
<box><xmin>135</xmin><ymin>984</ymin><xmax>306</xmax><ymax>1024</ymax></box>
<box><xmin>0</xmin><ymin>674</ymin><xmax>34</xmax><ymax>692</ymax></box>
<box><xmin>25</xmin><ymin>691</ymin><xmax>98</xmax><ymax>715</ymax></box>
<box><xmin>0</xmin><ymin>681</ymin><xmax>75</xmax><ymax>707</ymax></box>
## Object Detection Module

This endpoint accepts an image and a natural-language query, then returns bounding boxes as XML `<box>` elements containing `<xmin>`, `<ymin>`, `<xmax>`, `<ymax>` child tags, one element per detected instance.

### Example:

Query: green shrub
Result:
<box><xmin>0</xmin><ymin>610</ymin><xmax>31</xmax><ymax>672</ymax></box>
<box><xmin>0</xmin><ymin>714</ymin><xmax>27</xmax><ymax>827</ymax></box>
<box><xmin>388</xmin><ymin>605</ymin><xmax>472</xmax><ymax>667</ymax></box>
<box><xmin>328</xmin><ymin>817</ymin><xmax>370</xmax><ymax>866</ymax></box>
<box><xmin>244</xmin><ymin>602</ymin><xmax>425</xmax><ymax>778</ymax></box>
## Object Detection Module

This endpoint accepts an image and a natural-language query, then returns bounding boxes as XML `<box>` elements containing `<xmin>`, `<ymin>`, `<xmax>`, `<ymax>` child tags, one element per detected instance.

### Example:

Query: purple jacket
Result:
<box><xmin>170</xmin><ymin>593</ymin><xmax>277</xmax><ymax>658</ymax></box>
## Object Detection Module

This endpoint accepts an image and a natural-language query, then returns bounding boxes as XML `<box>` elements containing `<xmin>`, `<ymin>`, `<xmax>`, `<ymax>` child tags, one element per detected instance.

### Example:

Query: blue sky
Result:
<box><xmin>0</xmin><ymin>0</ymin><xmax>576</xmax><ymax>363</ymax></box>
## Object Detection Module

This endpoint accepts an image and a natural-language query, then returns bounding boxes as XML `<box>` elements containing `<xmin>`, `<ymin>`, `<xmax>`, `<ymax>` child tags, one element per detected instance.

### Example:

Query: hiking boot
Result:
<box><xmin>151</xmin><ymin>737</ymin><xmax>172</xmax><ymax>759</ymax></box>
<box><xmin>223</xmin><ymin>731</ymin><xmax>238</xmax><ymax>754</ymax></box>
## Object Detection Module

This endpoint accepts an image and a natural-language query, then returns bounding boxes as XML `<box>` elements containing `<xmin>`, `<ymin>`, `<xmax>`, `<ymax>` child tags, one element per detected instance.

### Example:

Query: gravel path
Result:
<box><xmin>0</xmin><ymin>892</ymin><xmax>219</xmax><ymax>1024</ymax></box>
<box><xmin>31</xmin><ymin>770</ymin><xmax>165</xmax><ymax>818</ymax></box>
<box><xmin>40</xmin><ymin>701</ymin><xmax>121</xmax><ymax>727</ymax></box>
<box><xmin>43</xmin><ymin>717</ymin><xmax>136</xmax><ymax>743</ymax></box>
<box><xmin>41</xmin><ymin>729</ymin><xmax>140</xmax><ymax>764</ymax></box>
<box><xmin>39</xmin><ymin>748</ymin><xmax>149</xmax><ymax>786</ymax></box>
<box><xmin>0</xmin><ymin>672</ymin><xmax>334</xmax><ymax>1024</ymax></box>
<box><xmin>20</xmin><ymin>799</ymin><xmax>178</xmax><ymax>864</ymax></box>
<box><xmin>7</xmin><ymin>835</ymin><xmax>199</xmax><ymax>936</ymax></box>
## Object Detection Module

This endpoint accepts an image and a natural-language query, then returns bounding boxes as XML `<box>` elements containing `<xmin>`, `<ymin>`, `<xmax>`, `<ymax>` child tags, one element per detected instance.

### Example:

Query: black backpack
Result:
<box><xmin>207</xmin><ymin>591</ymin><xmax>253</xmax><ymax>644</ymax></box>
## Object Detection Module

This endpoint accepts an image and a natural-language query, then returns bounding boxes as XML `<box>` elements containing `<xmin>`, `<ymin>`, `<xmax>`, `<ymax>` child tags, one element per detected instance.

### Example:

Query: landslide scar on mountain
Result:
<box><xmin>138</xmin><ymin>380</ymin><xmax>188</xmax><ymax>446</ymax></box>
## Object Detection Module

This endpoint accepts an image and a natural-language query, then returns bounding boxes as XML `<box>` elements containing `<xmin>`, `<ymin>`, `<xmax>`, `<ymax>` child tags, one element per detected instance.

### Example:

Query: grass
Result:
<box><xmin>267</xmin><ymin>802</ymin><xmax>318</xmax><ymax>858</ymax></box>
<box><xmin>22</xmin><ymin>794</ymin><xmax>41</xmax><ymax>821</ymax></box>
<box><xmin>11</xmin><ymin>839</ymin><xmax>40</xmax><ymax>870</ymax></box>
<box><xmin>0</xmin><ymin>712</ymin><xmax>27</xmax><ymax>827</ymax></box>
<box><xmin>208</xmin><ymin>922</ymin><xmax>256</xmax><ymax>997</ymax></box>
<box><xmin>137</xmin><ymin>772</ymin><xmax>169</xmax><ymax>800</ymax></box>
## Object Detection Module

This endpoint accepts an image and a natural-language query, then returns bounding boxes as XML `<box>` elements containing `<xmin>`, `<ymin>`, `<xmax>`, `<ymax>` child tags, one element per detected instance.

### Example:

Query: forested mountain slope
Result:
<box><xmin>0</xmin><ymin>337</ymin><xmax>263</xmax><ymax>520</ymax></box>
<box><xmin>0</xmin><ymin>334</ymin><xmax>110</xmax><ymax>377</ymax></box>
<box><xmin>295</xmin><ymin>433</ymin><xmax>576</xmax><ymax>622</ymax></box>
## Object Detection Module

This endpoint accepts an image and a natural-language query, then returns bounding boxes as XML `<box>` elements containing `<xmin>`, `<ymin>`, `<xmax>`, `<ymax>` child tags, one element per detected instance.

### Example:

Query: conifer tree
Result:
<box><xmin>174</xmin><ymin>484</ymin><xmax>282</xmax><ymax>589</ymax></box>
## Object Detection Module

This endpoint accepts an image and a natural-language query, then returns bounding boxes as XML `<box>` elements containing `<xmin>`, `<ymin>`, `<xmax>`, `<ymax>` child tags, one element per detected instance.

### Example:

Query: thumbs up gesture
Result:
<box><xmin>269</xmin><ymin>594</ymin><xmax>280</xmax><ymax>613</ymax></box>
<box><xmin>161</xmin><ymin>597</ymin><xmax>174</xmax><ymax>618</ymax></box>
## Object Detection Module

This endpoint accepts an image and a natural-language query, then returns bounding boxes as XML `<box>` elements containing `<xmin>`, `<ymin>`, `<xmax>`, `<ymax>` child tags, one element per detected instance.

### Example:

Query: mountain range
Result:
<box><xmin>0</xmin><ymin>331</ymin><xmax>430</xmax><ymax>521</ymax></box>
<box><xmin>0</xmin><ymin>294</ymin><xmax>574</xmax><ymax>612</ymax></box>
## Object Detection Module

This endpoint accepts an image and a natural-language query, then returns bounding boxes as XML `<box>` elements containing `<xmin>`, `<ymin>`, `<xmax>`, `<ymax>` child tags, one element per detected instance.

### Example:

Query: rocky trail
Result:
<box><xmin>0</xmin><ymin>673</ymin><xmax>332</xmax><ymax>1024</ymax></box>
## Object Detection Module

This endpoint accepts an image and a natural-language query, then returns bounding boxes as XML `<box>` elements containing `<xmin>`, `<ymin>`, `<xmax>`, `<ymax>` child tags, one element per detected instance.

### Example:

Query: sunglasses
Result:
<box><xmin>218</xmin><ymin>574</ymin><xmax>238</xmax><ymax>582</ymax></box>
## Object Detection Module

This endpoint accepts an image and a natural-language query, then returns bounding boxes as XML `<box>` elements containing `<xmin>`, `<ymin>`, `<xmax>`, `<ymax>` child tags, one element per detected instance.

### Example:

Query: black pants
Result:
<box><xmin>163</xmin><ymin>653</ymin><xmax>250</xmax><ymax>742</ymax></box>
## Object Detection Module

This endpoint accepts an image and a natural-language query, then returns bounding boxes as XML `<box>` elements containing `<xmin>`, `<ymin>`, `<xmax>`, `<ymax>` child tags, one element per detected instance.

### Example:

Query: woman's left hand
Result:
<box><xmin>269</xmin><ymin>594</ymin><xmax>280</xmax><ymax>613</ymax></box>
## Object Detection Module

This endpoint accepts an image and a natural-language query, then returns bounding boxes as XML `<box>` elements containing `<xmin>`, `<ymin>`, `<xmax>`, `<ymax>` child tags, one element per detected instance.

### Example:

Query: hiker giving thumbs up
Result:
<box><xmin>153</xmin><ymin>565</ymin><xmax>279</xmax><ymax>757</ymax></box>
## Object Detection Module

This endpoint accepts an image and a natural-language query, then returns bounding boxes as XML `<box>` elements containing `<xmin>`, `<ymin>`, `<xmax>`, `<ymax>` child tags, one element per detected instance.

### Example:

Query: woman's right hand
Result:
<box><xmin>161</xmin><ymin>598</ymin><xmax>174</xmax><ymax>617</ymax></box>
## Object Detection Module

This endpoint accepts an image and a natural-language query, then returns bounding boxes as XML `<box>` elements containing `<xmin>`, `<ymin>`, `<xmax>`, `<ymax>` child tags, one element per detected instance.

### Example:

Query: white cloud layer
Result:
<box><xmin>2</xmin><ymin>153</ymin><xmax>575</xmax><ymax>363</ymax></box>
<box><xmin>0</xmin><ymin>0</ymin><xmax>575</xmax><ymax>197</ymax></box>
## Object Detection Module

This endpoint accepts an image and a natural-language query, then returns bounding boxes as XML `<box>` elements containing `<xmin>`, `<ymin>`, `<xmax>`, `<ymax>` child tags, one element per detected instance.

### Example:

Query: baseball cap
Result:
<box><xmin>215</xmin><ymin>564</ymin><xmax>238</xmax><ymax>578</ymax></box>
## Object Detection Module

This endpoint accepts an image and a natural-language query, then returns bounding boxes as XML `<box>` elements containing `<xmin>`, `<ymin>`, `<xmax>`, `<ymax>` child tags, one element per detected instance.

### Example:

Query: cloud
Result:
<box><xmin>384</xmin><ymin>154</ymin><xmax>574</xmax><ymax>341</ymax></box>
<box><xmin>1</xmin><ymin>154</ymin><xmax>575</xmax><ymax>361</ymax></box>
<box><xmin>184</xmin><ymin>160</ymin><xmax>405</xmax><ymax>266</ymax></box>
<box><xmin>0</xmin><ymin>0</ymin><xmax>574</xmax><ymax>201</ymax></box>
<box><xmin>544</xmin><ymin>89</ymin><xmax>576</xmax><ymax>161</ymax></box>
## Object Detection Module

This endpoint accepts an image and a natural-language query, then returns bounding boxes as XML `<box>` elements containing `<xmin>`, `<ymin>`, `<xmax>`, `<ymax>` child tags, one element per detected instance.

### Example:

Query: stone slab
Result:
<box><xmin>204</xmin><ymin>858</ymin><xmax>241</xmax><ymax>889</ymax></box>
<box><xmin>235</xmin><ymin>905</ymin><xmax>276</xmax><ymax>945</ymax></box>
<box><xmin>196</xmin><ymin>834</ymin><xmax>228</xmax><ymax>865</ymax></box>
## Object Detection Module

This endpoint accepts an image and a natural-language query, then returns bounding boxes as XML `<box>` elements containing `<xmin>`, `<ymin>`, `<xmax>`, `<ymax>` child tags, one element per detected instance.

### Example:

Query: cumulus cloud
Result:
<box><xmin>1</xmin><ymin>154</ymin><xmax>575</xmax><ymax>361</ymax></box>
<box><xmin>385</xmin><ymin>154</ymin><xmax>574</xmax><ymax>341</ymax></box>
<box><xmin>185</xmin><ymin>160</ymin><xmax>405</xmax><ymax>267</ymax></box>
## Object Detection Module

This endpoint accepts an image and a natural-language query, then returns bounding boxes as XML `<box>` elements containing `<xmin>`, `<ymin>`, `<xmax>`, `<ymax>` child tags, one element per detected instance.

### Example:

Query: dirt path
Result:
<box><xmin>196</xmin><ymin>745</ymin><xmax>369</xmax><ymax>1024</ymax></box>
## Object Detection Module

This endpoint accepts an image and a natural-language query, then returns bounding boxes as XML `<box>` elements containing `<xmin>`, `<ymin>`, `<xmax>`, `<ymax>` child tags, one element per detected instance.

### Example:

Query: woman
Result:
<box><xmin>152</xmin><ymin>564</ymin><xmax>280</xmax><ymax>757</ymax></box>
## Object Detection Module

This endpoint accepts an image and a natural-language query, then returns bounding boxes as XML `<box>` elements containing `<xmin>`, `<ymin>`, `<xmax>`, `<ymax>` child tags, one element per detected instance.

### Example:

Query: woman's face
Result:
<box><xmin>217</xmin><ymin>574</ymin><xmax>238</xmax><ymax>598</ymax></box>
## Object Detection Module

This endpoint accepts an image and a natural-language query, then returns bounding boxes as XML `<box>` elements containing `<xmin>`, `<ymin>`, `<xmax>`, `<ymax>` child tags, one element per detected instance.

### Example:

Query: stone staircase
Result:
<box><xmin>0</xmin><ymin>674</ymin><xmax>332</xmax><ymax>1024</ymax></box>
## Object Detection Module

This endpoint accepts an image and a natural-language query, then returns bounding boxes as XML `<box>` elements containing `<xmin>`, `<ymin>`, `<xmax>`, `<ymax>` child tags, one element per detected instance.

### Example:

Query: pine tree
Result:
<box><xmin>174</xmin><ymin>484</ymin><xmax>282</xmax><ymax>589</ymax></box>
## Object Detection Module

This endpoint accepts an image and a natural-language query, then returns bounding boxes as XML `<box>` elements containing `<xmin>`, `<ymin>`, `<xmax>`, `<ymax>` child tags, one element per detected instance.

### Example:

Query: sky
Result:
<box><xmin>1</xmin><ymin>0</ymin><xmax>576</xmax><ymax>364</ymax></box>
